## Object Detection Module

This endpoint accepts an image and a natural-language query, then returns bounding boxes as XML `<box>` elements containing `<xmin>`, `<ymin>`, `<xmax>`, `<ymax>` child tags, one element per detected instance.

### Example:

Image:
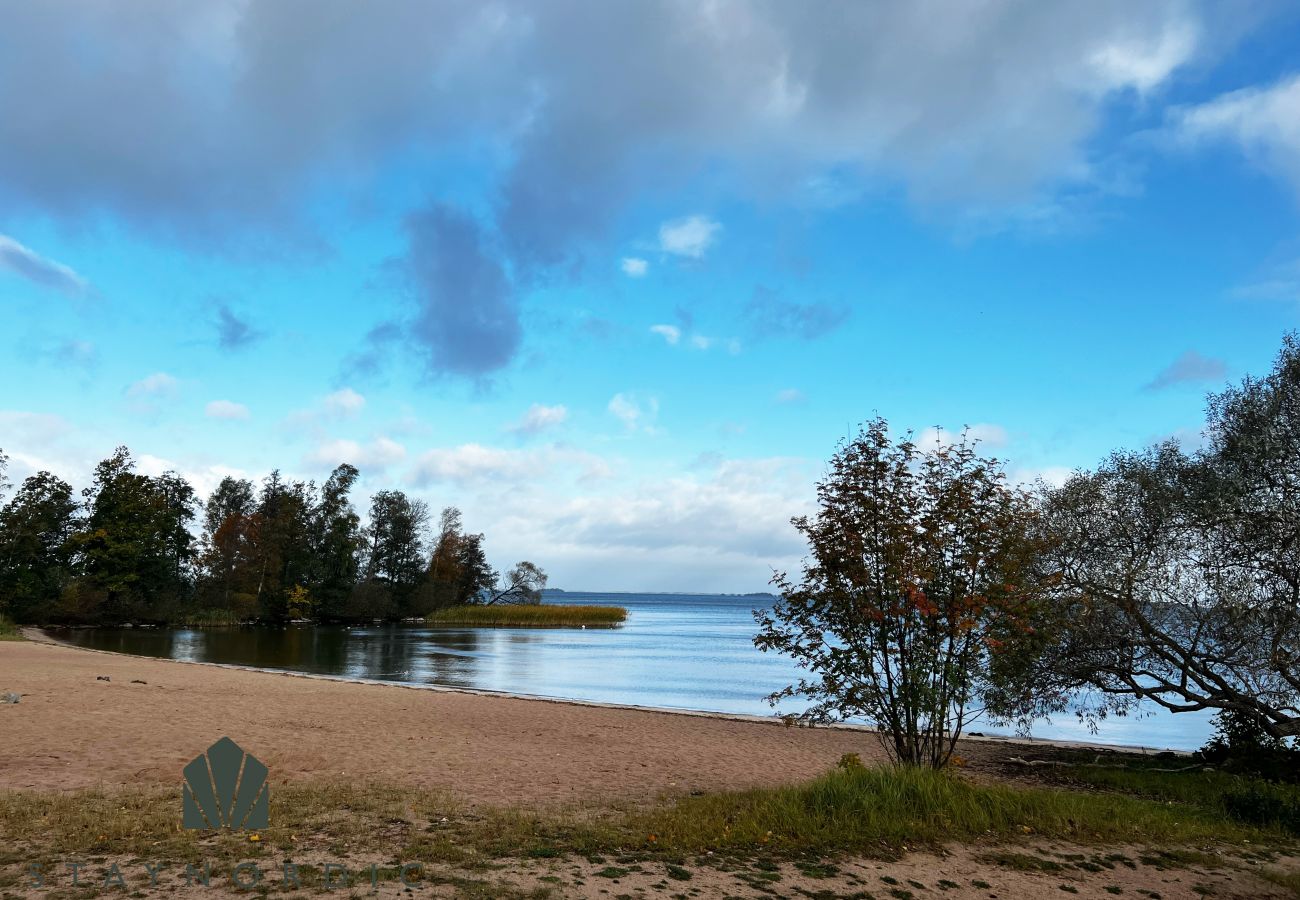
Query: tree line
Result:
<box><xmin>757</xmin><ymin>333</ymin><xmax>1300</xmax><ymax>767</ymax></box>
<box><xmin>0</xmin><ymin>451</ymin><xmax>546</xmax><ymax>626</ymax></box>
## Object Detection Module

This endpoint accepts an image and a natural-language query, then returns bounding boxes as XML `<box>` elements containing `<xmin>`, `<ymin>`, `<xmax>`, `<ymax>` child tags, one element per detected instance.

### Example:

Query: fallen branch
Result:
<box><xmin>1003</xmin><ymin>756</ymin><xmax>1213</xmax><ymax>773</ymax></box>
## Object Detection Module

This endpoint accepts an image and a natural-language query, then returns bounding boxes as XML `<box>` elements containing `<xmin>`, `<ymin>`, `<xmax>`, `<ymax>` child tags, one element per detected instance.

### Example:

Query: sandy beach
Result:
<box><xmin>3</xmin><ymin>635</ymin><xmax>1296</xmax><ymax>900</ymax></box>
<box><xmin>1</xmin><ymin>634</ymin><xmax>900</xmax><ymax>805</ymax></box>
<box><xmin>0</xmin><ymin>631</ymin><xmax>1144</xmax><ymax>804</ymax></box>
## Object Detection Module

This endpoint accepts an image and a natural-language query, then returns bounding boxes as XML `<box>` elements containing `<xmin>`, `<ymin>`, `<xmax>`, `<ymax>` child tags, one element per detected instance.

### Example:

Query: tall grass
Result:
<box><xmin>423</xmin><ymin>604</ymin><xmax>627</xmax><ymax>627</ymax></box>
<box><xmin>630</xmin><ymin>764</ymin><xmax>1282</xmax><ymax>854</ymax></box>
<box><xmin>1049</xmin><ymin>762</ymin><xmax>1300</xmax><ymax>834</ymax></box>
<box><xmin>177</xmin><ymin>609</ymin><xmax>250</xmax><ymax>627</ymax></box>
<box><xmin>0</xmin><ymin>615</ymin><xmax>21</xmax><ymax>641</ymax></box>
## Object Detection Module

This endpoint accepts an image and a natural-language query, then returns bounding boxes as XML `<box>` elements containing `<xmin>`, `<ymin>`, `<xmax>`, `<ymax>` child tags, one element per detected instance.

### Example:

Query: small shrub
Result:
<box><xmin>1199</xmin><ymin>708</ymin><xmax>1300</xmax><ymax>784</ymax></box>
<box><xmin>1221</xmin><ymin>782</ymin><xmax>1300</xmax><ymax>833</ymax></box>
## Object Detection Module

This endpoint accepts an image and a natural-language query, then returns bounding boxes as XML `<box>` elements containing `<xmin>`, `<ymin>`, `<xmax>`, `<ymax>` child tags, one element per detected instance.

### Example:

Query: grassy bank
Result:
<box><xmin>1042</xmin><ymin>752</ymin><xmax>1300</xmax><ymax>834</ymax></box>
<box><xmin>423</xmin><ymin>603</ymin><xmax>627</xmax><ymax>627</ymax></box>
<box><xmin>0</xmin><ymin>615</ymin><xmax>20</xmax><ymax>641</ymax></box>
<box><xmin>3</xmin><ymin>765</ymin><xmax>1296</xmax><ymax>897</ymax></box>
<box><xmin>632</xmin><ymin>763</ymin><xmax>1291</xmax><ymax>853</ymax></box>
<box><xmin>1</xmin><ymin>765</ymin><xmax>1289</xmax><ymax>865</ymax></box>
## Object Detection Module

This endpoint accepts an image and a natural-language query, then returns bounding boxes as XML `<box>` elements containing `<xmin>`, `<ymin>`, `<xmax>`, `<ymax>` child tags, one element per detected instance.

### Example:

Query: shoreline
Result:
<box><xmin>21</xmin><ymin>627</ymin><xmax>1191</xmax><ymax>758</ymax></box>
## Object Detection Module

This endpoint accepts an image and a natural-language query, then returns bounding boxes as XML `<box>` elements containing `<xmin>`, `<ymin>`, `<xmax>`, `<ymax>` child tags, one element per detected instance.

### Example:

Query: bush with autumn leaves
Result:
<box><xmin>755</xmin><ymin>418</ymin><xmax>1064</xmax><ymax>768</ymax></box>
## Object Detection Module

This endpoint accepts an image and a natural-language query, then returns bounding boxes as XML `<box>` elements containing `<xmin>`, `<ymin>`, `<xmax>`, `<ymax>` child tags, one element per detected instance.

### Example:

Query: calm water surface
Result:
<box><xmin>57</xmin><ymin>591</ymin><xmax>1213</xmax><ymax>751</ymax></box>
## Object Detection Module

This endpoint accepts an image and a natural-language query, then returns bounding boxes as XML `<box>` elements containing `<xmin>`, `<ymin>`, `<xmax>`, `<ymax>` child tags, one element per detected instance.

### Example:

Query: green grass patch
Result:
<box><xmin>0</xmin><ymin>615</ymin><xmax>21</xmax><ymax>641</ymax></box>
<box><xmin>1047</xmin><ymin>762</ymin><xmax>1300</xmax><ymax>834</ymax></box>
<box><xmin>1258</xmin><ymin>867</ymin><xmax>1300</xmax><ymax>897</ymax></box>
<box><xmin>626</xmin><ymin>765</ymin><xmax>1286</xmax><ymax>855</ymax></box>
<box><xmin>422</xmin><ymin>604</ymin><xmax>627</xmax><ymax>627</ymax></box>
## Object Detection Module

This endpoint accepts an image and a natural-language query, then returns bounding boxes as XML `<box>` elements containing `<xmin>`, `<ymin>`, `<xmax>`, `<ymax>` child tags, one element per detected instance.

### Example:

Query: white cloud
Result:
<box><xmin>126</xmin><ymin>372</ymin><xmax>179</xmax><ymax>399</ymax></box>
<box><xmin>658</xmin><ymin>215</ymin><xmax>721</xmax><ymax>258</ymax></box>
<box><xmin>620</xmin><ymin>256</ymin><xmax>648</xmax><ymax>277</ymax></box>
<box><xmin>608</xmin><ymin>393</ymin><xmax>659</xmax><ymax>431</ymax></box>
<box><xmin>0</xmin><ymin>234</ymin><xmax>89</xmax><ymax>296</ymax></box>
<box><xmin>205</xmin><ymin>400</ymin><xmax>250</xmax><ymax>420</ymax></box>
<box><xmin>135</xmin><ymin>453</ymin><xmax>178</xmax><ymax>478</ymax></box>
<box><xmin>1086</xmin><ymin>21</ymin><xmax>1198</xmax><ymax>94</ymax></box>
<box><xmin>0</xmin><ymin>411</ymin><xmax>73</xmax><ymax>445</ymax></box>
<box><xmin>394</xmin><ymin>450</ymin><xmax>815</xmax><ymax>591</ymax></box>
<box><xmin>649</xmin><ymin>324</ymin><xmax>681</xmax><ymax>345</ymax></box>
<box><xmin>508</xmin><ymin>456</ymin><xmax>814</xmax><ymax>562</ymax></box>
<box><xmin>774</xmin><ymin>388</ymin><xmax>806</xmax><ymax>405</ymax></box>
<box><xmin>324</xmin><ymin>387</ymin><xmax>366</xmax><ymax>417</ymax></box>
<box><xmin>307</xmin><ymin>436</ymin><xmax>407</xmax><ymax>471</ymax></box>
<box><xmin>508</xmin><ymin>403</ymin><xmax>569</xmax><ymax>436</ymax></box>
<box><xmin>1173</xmin><ymin>74</ymin><xmax>1300</xmax><ymax>192</ymax></box>
<box><xmin>651</xmin><ymin>326</ymin><xmax>735</xmax><ymax>352</ymax></box>
<box><xmin>409</xmin><ymin>443</ymin><xmax>609</xmax><ymax>486</ymax></box>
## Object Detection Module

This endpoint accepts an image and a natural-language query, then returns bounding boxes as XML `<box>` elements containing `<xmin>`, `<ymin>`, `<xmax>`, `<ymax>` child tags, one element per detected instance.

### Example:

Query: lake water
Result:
<box><xmin>55</xmin><ymin>591</ymin><xmax>1215</xmax><ymax>751</ymax></box>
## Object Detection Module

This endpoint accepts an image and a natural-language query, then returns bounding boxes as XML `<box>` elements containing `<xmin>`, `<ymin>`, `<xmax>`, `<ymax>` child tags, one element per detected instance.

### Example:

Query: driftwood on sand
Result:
<box><xmin>1003</xmin><ymin>755</ymin><xmax>1211</xmax><ymax>774</ymax></box>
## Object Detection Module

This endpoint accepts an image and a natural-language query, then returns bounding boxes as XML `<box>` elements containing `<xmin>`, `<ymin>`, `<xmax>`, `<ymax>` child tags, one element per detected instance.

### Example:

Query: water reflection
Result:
<box><xmin>55</xmin><ymin>592</ymin><xmax>1214</xmax><ymax>750</ymax></box>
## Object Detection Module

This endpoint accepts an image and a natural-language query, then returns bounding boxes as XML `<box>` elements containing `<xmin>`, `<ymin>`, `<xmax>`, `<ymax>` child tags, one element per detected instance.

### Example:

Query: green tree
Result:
<box><xmin>0</xmin><ymin>471</ymin><xmax>79</xmax><ymax>623</ymax></box>
<box><xmin>250</xmin><ymin>471</ymin><xmax>315</xmax><ymax>622</ymax></box>
<box><xmin>362</xmin><ymin>489</ymin><xmax>430</xmax><ymax>617</ymax></box>
<box><xmin>198</xmin><ymin>476</ymin><xmax>259</xmax><ymax>617</ymax></box>
<box><xmin>755</xmin><ymin>419</ymin><xmax>1056</xmax><ymax>768</ymax></box>
<box><xmin>71</xmin><ymin>448</ymin><xmax>199</xmax><ymax>622</ymax></box>
<box><xmin>154</xmin><ymin>471</ymin><xmax>199</xmax><ymax>594</ymax></box>
<box><xmin>310</xmin><ymin>464</ymin><xmax>363</xmax><ymax>620</ymax></box>
<box><xmin>454</xmin><ymin>532</ymin><xmax>495</xmax><ymax>605</ymax></box>
<box><xmin>1043</xmin><ymin>334</ymin><xmax>1300</xmax><ymax>738</ymax></box>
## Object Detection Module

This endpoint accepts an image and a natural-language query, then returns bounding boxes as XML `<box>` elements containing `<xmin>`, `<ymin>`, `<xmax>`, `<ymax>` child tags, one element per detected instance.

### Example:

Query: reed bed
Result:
<box><xmin>422</xmin><ymin>603</ymin><xmax>627</xmax><ymax>627</ymax></box>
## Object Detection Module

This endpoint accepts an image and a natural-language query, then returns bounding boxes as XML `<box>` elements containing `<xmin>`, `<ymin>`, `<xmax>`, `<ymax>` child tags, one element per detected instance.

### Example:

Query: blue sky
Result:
<box><xmin>2</xmin><ymin>1</ymin><xmax>1299</xmax><ymax>591</ymax></box>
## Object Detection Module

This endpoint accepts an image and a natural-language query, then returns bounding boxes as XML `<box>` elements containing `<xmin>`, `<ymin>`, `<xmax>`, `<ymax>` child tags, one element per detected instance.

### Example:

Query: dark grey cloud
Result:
<box><xmin>744</xmin><ymin>286</ymin><xmax>850</xmax><ymax>340</ymax></box>
<box><xmin>405</xmin><ymin>205</ymin><xmax>521</xmax><ymax>378</ymax></box>
<box><xmin>215</xmin><ymin>305</ymin><xmax>259</xmax><ymax>350</ymax></box>
<box><xmin>0</xmin><ymin>1</ymin><xmax>1225</xmax><ymax>373</ymax></box>
<box><xmin>0</xmin><ymin>234</ymin><xmax>88</xmax><ymax>296</ymax></box>
<box><xmin>1145</xmin><ymin>350</ymin><xmax>1228</xmax><ymax>391</ymax></box>
<box><xmin>344</xmin><ymin>321</ymin><xmax>404</xmax><ymax>378</ymax></box>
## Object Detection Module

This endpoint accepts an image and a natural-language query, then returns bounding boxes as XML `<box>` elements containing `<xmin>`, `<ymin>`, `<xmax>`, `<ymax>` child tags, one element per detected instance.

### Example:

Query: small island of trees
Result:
<box><xmin>0</xmin><ymin>453</ymin><xmax>621</xmax><ymax>627</ymax></box>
